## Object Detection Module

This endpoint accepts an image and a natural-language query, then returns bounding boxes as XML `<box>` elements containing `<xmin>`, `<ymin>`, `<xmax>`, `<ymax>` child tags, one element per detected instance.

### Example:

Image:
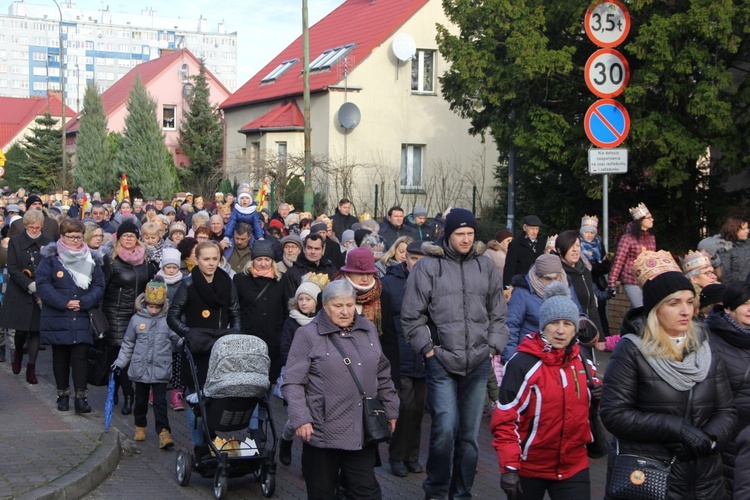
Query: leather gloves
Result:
<box><xmin>677</xmin><ymin>421</ymin><xmax>713</xmax><ymax>460</ymax></box>
<box><xmin>501</xmin><ymin>470</ymin><xmax>522</xmax><ymax>499</ymax></box>
<box><xmin>607</xmin><ymin>287</ymin><xmax>617</xmax><ymax>299</ymax></box>
<box><xmin>590</xmin><ymin>383</ymin><xmax>603</xmax><ymax>401</ymax></box>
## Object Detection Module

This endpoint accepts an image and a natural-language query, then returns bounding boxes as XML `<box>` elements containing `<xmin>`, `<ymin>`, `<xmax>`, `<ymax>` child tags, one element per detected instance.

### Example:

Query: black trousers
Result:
<box><xmin>51</xmin><ymin>343</ymin><xmax>89</xmax><ymax>391</ymax></box>
<box><xmin>301</xmin><ymin>443</ymin><xmax>381</xmax><ymax>500</ymax></box>
<box><xmin>134</xmin><ymin>382</ymin><xmax>170</xmax><ymax>433</ymax></box>
<box><xmin>388</xmin><ymin>376</ymin><xmax>426</xmax><ymax>462</ymax></box>
<box><xmin>517</xmin><ymin>468</ymin><xmax>590</xmax><ymax>500</ymax></box>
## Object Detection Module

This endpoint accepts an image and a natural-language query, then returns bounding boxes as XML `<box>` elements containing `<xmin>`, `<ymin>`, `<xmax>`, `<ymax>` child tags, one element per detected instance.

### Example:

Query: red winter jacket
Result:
<box><xmin>491</xmin><ymin>332</ymin><xmax>594</xmax><ymax>480</ymax></box>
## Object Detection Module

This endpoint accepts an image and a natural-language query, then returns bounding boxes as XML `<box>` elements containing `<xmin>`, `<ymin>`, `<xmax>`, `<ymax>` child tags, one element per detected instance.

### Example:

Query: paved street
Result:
<box><xmin>1</xmin><ymin>347</ymin><xmax>611</xmax><ymax>499</ymax></box>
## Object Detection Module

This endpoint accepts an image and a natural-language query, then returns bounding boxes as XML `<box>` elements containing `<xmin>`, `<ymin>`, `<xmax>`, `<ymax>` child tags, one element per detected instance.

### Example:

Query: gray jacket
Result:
<box><xmin>401</xmin><ymin>240</ymin><xmax>510</xmax><ymax>376</ymax></box>
<box><xmin>282</xmin><ymin>310</ymin><xmax>399</xmax><ymax>451</ymax></box>
<box><xmin>114</xmin><ymin>294</ymin><xmax>180</xmax><ymax>384</ymax></box>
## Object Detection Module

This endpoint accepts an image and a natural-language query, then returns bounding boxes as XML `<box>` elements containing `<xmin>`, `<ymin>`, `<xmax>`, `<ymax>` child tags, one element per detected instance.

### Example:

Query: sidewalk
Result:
<box><xmin>0</xmin><ymin>350</ymin><xmax>120</xmax><ymax>500</ymax></box>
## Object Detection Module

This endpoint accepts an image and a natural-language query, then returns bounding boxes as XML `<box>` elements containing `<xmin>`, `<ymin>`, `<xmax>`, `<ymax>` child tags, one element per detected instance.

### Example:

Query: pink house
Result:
<box><xmin>66</xmin><ymin>49</ymin><xmax>230</xmax><ymax>166</ymax></box>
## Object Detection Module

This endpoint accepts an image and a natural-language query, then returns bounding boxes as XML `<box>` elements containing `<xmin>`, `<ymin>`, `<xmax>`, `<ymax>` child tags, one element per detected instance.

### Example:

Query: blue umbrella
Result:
<box><xmin>104</xmin><ymin>369</ymin><xmax>116</xmax><ymax>432</ymax></box>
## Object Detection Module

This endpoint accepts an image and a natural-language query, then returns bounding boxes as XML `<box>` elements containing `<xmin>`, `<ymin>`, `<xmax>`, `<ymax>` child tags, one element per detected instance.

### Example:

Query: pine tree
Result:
<box><xmin>74</xmin><ymin>84</ymin><xmax>117</xmax><ymax>195</ymax></box>
<box><xmin>116</xmin><ymin>74</ymin><xmax>177</xmax><ymax>198</ymax></box>
<box><xmin>20</xmin><ymin>113</ymin><xmax>63</xmax><ymax>193</ymax></box>
<box><xmin>3</xmin><ymin>143</ymin><xmax>28</xmax><ymax>189</ymax></box>
<box><xmin>178</xmin><ymin>61</ymin><xmax>224</xmax><ymax>198</ymax></box>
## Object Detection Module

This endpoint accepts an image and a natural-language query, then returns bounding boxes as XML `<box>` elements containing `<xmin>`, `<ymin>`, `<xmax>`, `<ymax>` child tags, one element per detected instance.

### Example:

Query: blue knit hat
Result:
<box><xmin>538</xmin><ymin>281</ymin><xmax>579</xmax><ymax>331</ymax></box>
<box><xmin>444</xmin><ymin>208</ymin><xmax>477</xmax><ymax>238</ymax></box>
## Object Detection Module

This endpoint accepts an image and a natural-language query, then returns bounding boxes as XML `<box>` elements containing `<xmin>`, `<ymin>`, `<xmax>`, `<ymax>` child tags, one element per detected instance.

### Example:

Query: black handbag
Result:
<box><xmin>87</xmin><ymin>343</ymin><xmax>109</xmax><ymax>386</ymax></box>
<box><xmin>606</xmin><ymin>389</ymin><xmax>691</xmax><ymax>499</ymax></box>
<box><xmin>88</xmin><ymin>308</ymin><xmax>109</xmax><ymax>340</ymax></box>
<box><xmin>330</xmin><ymin>337</ymin><xmax>391</xmax><ymax>445</ymax></box>
<box><xmin>581</xmin><ymin>351</ymin><xmax>608</xmax><ymax>459</ymax></box>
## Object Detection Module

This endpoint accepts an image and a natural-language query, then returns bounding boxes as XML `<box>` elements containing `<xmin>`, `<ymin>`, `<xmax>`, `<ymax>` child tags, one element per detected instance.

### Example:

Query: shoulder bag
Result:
<box><xmin>88</xmin><ymin>308</ymin><xmax>109</xmax><ymax>340</ymax></box>
<box><xmin>329</xmin><ymin>336</ymin><xmax>391</xmax><ymax>445</ymax></box>
<box><xmin>606</xmin><ymin>388</ymin><xmax>692</xmax><ymax>500</ymax></box>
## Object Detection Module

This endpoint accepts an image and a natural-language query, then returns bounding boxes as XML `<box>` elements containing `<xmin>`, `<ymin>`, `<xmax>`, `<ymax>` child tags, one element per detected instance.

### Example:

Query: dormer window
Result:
<box><xmin>310</xmin><ymin>43</ymin><xmax>355</xmax><ymax>71</ymax></box>
<box><xmin>262</xmin><ymin>59</ymin><xmax>298</xmax><ymax>82</ymax></box>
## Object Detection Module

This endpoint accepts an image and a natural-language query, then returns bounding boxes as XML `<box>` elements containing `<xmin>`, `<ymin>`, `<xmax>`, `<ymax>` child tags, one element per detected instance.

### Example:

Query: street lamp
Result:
<box><xmin>75</xmin><ymin>63</ymin><xmax>81</xmax><ymax>111</ymax></box>
<box><xmin>52</xmin><ymin>0</ymin><xmax>67</xmax><ymax>189</ymax></box>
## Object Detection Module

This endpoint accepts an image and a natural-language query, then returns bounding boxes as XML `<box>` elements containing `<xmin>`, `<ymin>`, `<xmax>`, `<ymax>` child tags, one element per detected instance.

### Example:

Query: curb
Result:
<box><xmin>17</xmin><ymin>430</ymin><xmax>121</xmax><ymax>500</ymax></box>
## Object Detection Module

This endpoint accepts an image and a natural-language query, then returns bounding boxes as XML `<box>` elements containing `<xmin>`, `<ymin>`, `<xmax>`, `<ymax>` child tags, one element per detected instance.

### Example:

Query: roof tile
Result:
<box><xmin>0</xmin><ymin>95</ymin><xmax>76</xmax><ymax>149</ymax></box>
<box><xmin>239</xmin><ymin>101</ymin><xmax>305</xmax><ymax>133</ymax></box>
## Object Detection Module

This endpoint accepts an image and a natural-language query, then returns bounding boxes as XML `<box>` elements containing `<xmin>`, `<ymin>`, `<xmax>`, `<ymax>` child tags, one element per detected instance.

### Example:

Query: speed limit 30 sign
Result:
<box><xmin>585</xmin><ymin>48</ymin><xmax>630</xmax><ymax>98</ymax></box>
<box><xmin>585</xmin><ymin>0</ymin><xmax>630</xmax><ymax>48</ymax></box>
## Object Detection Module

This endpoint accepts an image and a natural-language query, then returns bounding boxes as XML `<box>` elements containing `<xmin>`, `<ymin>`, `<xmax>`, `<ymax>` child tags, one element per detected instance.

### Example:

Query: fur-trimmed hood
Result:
<box><xmin>421</xmin><ymin>240</ymin><xmax>485</xmax><ymax>258</ymax></box>
<box><xmin>41</xmin><ymin>241</ymin><xmax>104</xmax><ymax>266</ymax></box>
<box><xmin>134</xmin><ymin>292</ymin><xmax>169</xmax><ymax>316</ymax></box>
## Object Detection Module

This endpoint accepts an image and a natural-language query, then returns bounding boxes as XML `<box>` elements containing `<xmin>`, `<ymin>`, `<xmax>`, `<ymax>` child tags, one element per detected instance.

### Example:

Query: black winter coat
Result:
<box><xmin>379</xmin><ymin>220</ymin><xmax>412</xmax><ymax>250</ymax></box>
<box><xmin>735</xmin><ymin>425</ymin><xmax>750</xmax><ymax>499</ymax></box>
<box><xmin>601</xmin><ymin>330</ymin><xmax>737</xmax><ymax>500</ymax></box>
<box><xmin>233</xmin><ymin>272</ymin><xmax>286</xmax><ymax>381</ymax></box>
<box><xmin>562</xmin><ymin>259</ymin><xmax>603</xmax><ymax>334</ymax></box>
<box><xmin>36</xmin><ymin>244</ymin><xmax>105</xmax><ymax>346</ymax></box>
<box><xmin>404</xmin><ymin>216</ymin><xmax>434</xmax><ymax>241</ymax></box>
<box><xmin>503</xmin><ymin>234</ymin><xmax>543</xmax><ymax>287</ymax></box>
<box><xmin>332</xmin><ymin>209</ymin><xmax>357</xmax><ymax>241</ymax></box>
<box><xmin>0</xmin><ymin>231</ymin><xmax>53</xmax><ymax>331</ymax></box>
<box><xmin>381</xmin><ymin>262</ymin><xmax>424</xmax><ymax>382</ymax></box>
<box><xmin>102</xmin><ymin>254</ymin><xmax>149</xmax><ymax>347</ymax></box>
<box><xmin>706</xmin><ymin>306</ymin><xmax>750</xmax><ymax>493</ymax></box>
<box><xmin>282</xmin><ymin>254</ymin><xmax>337</xmax><ymax>304</ymax></box>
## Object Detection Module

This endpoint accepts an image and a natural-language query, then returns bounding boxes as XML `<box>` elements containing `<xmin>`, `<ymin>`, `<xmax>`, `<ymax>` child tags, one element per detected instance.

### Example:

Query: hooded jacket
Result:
<box><xmin>382</xmin><ymin>261</ymin><xmax>424</xmax><ymax>382</ymax></box>
<box><xmin>114</xmin><ymin>295</ymin><xmax>180</xmax><ymax>383</ymax></box>
<box><xmin>404</xmin><ymin>214</ymin><xmax>434</xmax><ymax>242</ymax></box>
<box><xmin>600</xmin><ymin>323</ymin><xmax>737</xmax><ymax>500</ymax></box>
<box><xmin>36</xmin><ymin>243</ymin><xmax>105</xmax><ymax>345</ymax></box>
<box><xmin>401</xmin><ymin>239</ymin><xmax>509</xmax><ymax>376</ymax></box>
<box><xmin>492</xmin><ymin>332</ymin><xmax>592</xmax><ymax>480</ymax></box>
<box><xmin>282</xmin><ymin>310</ymin><xmax>399</xmax><ymax>451</ymax></box>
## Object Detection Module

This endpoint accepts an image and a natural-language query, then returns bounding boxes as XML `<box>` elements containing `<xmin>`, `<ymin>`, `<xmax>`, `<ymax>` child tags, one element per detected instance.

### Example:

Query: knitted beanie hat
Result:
<box><xmin>117</xmin><ymin>219</ymin><xmax>140</xmax><ymax>240</ymax></box>
<box><xmin>444</xmin><ymin>208</ymin><xmax>477</xmax><ymax>238</ymax></box>
<box><xmin>251</xmin><ymin>239</ymin><xmax>276</xmax><ymax>260</ymax></box>
<box><xmin>538</xmin><ymin>281</ymin><xmax>579</xmax><ymax>331</ymax></box>
<box><xmin>642</xmin><ymin>271</ymin><xmax>694</xmax><ymax>314</ymax></box>
<box><xmin>722</xmin><ymin>281</ymin><xmax>750</xmax><ymax>311</ymax></box>
<box><xmin>296</xmin><ymin>281</ymin><xmax>322</xmax><ymax>302</ymax></box>
<box><xmin>161</xmin><ymin>247</ymin><xmax>181</xmax><ymax>269</ymax></box>
<box><xmin>699</xmin><ymin>283</ymin><xmax>725</xmax><ymax>307</ymax></box>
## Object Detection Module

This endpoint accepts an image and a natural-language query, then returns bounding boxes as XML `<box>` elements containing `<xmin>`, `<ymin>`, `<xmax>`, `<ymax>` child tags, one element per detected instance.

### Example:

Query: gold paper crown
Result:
<box><xmin>629</xmin><ymin>202</ymin><xmax>650</xmax><ymax>220</ymax></box>
<box><xmin>545</xmin><ymin>234</ymin><xmax>558</xmax><ymax>251</ymax></box>
<box><xmin>304</xmin><ymin>272</ymin><xmax>330</xmax><ymax>291</ymax></box>
<box><xmin>581</xmin><ymin>215</ymin><xmax>599</xmax><ymax>228</ymax></box>
<box><xmin>144</xmin><ymin>281</ymin><xmax>167</xmax><ymax>305</ymax></box>
<box><xmin>632</xmin><ymin>250</ymin><xmax>681</xmax><ymax>287</ymax></box>
<box><xmin>679</xmin><ymin>250</ymin><xmax>711</xmax><ymax>274</ymax></box>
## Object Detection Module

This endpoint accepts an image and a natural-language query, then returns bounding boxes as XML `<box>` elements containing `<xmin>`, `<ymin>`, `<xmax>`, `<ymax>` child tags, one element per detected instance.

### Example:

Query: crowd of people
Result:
<box><xmin>0</xmin><ymin>185</ymin><xmax>749</xmax><ymax>499</ymax></box>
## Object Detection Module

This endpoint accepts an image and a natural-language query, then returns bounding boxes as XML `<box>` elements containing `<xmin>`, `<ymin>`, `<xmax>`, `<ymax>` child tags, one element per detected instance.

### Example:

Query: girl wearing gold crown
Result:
<box><xmin>608</xmin><ymin>203</ymin><xmax>656</xmax><ymax>309</ymax></box>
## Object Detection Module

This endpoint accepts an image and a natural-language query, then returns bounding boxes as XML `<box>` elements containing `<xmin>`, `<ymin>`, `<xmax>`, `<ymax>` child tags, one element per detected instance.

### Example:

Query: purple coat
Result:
<box><xmin>282</xmin><ymin>309</ymin><xmax>399</xmax><ymax>451</ymax></box>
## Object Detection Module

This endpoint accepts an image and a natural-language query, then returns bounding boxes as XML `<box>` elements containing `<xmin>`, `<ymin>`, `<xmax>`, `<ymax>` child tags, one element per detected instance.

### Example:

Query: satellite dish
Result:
<box><xmin>338</xmin><ymin>102</ymin><xmax>361</xmax><ymax>131</ymax></box>
<box><xmin>392</xmin><ymin>33</ymin><xmax>416</xmax><ymax>62</ymax></box>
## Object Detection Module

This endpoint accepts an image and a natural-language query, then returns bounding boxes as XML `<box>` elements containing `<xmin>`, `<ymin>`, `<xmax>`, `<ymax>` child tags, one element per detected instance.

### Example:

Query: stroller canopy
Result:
<box><xmin>203</xmin><ymin>334</ymin><xmax>271</xmax><ymax>398</ymax></box>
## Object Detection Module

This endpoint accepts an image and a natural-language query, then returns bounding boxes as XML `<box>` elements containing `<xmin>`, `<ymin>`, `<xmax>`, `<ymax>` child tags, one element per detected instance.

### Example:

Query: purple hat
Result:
<box><xmin>340</xmin><ymin>247</ymin><xmax>377</xmax><ymax>274</ymax></box>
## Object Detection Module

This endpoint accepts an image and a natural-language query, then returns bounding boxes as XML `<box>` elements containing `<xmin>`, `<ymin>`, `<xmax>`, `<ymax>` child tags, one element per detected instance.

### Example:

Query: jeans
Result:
<box><xmin>623</xmin><ymin>284</ymin><xmax>643</xmax><ymax>309</ymax></box>
<box><xmin>423</xmin><ymin>356</ymin><xmax>491</xmax><ymax>499</ymax></box>
<box><xmin>186</xmin><ymin>397</ymin><xmax>204</xmax><ymax>446</ymax></box>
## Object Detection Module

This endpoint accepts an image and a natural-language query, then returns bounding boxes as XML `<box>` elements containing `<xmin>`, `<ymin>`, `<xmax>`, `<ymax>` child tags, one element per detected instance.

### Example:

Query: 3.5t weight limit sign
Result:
<box><xmin>585</xmin><ymin>0</ymin><xmax>630</xmax><ymax>48</ymax></box>
<box><xmin>585</xmin><ymin>49</ymin><xmax>630</xmax><ymax>98</ymax></box>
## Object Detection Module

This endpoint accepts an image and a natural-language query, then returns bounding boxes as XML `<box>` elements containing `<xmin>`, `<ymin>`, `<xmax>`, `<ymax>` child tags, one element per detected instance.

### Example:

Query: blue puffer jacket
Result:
<box><xmin>382</xmin><ymin>262</ymin><xmax>424</xmax><ymax>380</ymax></box>
<box><xmin>501</xmin><ymin>274</ymin><xmax>585</xmax><ymax>364</ymax></box>
<box><xmin>36</xmin><ymin>243</ymin><xmax>106</xmax><ymax>346</ymax></box>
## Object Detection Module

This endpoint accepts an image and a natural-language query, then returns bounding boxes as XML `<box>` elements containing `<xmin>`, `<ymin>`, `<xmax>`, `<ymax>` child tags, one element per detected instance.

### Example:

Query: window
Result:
<box><xmin>310</xmin><ymin>44</ymin><xmax>354</xmax><ymax>71</ymax></box>
<box><xmin>180</xmin><ymin>63</ymin><xmax>189</xmax><ymax>82</ymax></box>
<box><xmin>401</xmin><ymin>144</ymin><xmax>424</xmax><ymax>193</ymax></box>
<box><xmin>411</xmin><ymin>49</ymin><xmax>435</xmax><ymax>94</ymax></box>
<box><xmin>162</xmin><ymin>105</ymin><xmax>176</xmax><ymax>129</ymax></box>
<box><xmin>277</xmin><ymin>142</ymin><xmax>287</xmax><ymax>170</ymax></box>
<box><xmin>261</xmin><ymin>59</ymin><xmax>298</xmax><ymax>82</ymax></box>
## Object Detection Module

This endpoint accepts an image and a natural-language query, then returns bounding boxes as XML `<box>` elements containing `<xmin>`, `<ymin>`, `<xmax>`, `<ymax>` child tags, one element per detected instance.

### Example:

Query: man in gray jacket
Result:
<box><xmin>402</xmin><ymin>208</ymin><xmax>509</xmax><ymax>500</ymax></box>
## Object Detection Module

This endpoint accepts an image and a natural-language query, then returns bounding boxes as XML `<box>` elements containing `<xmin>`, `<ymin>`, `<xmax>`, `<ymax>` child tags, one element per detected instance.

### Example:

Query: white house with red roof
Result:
<box><xmin>66</xmin><ymin>49</ymin><xmax>230</xmax><ymax>167</ymax></box>
<box><xmin>0</xmin><ymin>94</ymin><xmax>76</xmax><ymax>152</ymax></box>
<box><xmin>221</xmin><ymin>0</ymin><xmax>495</xmax><ymax>216</ymax></box>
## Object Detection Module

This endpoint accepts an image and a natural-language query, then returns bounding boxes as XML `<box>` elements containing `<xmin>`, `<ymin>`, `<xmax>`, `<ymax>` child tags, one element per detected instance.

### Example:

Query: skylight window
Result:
<box><xmin>261</xmin><ymin>59</ymin><xmax>298</xmax><ymax>82</ymax></box>
<box><xmin>310</xmin><ymin>43</ymin><xmax>355</xmax><ymax>71</ymax></box>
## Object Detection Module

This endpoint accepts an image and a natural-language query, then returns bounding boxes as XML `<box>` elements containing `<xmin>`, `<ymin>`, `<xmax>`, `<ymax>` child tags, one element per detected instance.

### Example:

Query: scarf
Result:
<box><xmin>528</xmin><ymin>263</ymin><xmax>569</xmax><ymax>298</ymax></box>
<box><xmin>190</xmin><ymin>266</ymin><xmax>232</xmax><ymax>308</ymax></box>
<box><xmin>234</xmin><ymin>202</ymin><xmax>258</xmax><ymax>215</ymax></box>
<box><xmin>145</xmin><ymin>240</ymin><xmax>164</xmax><ymax>264</ymax></box>
<box><xmin>250</xmin><ymin>262</ymin><xmax>277</xmax><ymax>279</ymax></box>
<box><xmin>56</xmin><ymin>239</ymin><xmax>95</xmax><ymax>289</ymax></box>
<box><xmin>340</xmin><ymin>274</ymin><xmax>382</xmax><ymax>333</ymax></box>
<box><xmin>156</xmin><ymin>268</ymin><xmax>183</xmax><ymax>285</ymax></box>
<box><xmin>118</xmin><ymin>244</ymin><xmax>146</xmax><ymax>266</ymax></box>
<box><xmin>289</xmin><ymin>308</ymin><xmax>315</xmax><ymax>326</ymax></box>
<box><xmin>580</xmin><ymin>237</ymin><xmax>603</xmax><ymax>264</ymax></box>
<box><xmin>715</xmin><ymin>311</ymin><xmax>750</xmax><ymax>349</ymax></box>
<box><xmin>624</xmin><ymin>333</ymin><xmax>712</xmax><ymax>391</ymax></box>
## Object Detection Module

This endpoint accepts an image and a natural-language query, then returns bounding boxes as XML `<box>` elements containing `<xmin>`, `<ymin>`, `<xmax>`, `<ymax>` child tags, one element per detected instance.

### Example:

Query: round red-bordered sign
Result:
<box><xmin>585</xmin><ymin>0</ymin><xmax>630</xmax><ymax>48</ymax></box>
<box><xmin>585</xmin><ymin>48</ymin><xmax>630</xmax><ymax>98</ymax></box>
<box><xmin>584</xmin><ymin>99</ymin><xmax>630</xmax><ymax>148</ymax></box>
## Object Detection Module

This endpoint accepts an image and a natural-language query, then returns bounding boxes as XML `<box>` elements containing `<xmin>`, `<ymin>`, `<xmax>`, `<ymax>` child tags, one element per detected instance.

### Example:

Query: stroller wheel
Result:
<box><xmin>261</xmin><ymin>464</ymin><xmax>276</xmax><ymax>497</ymax></box>
<box><xmin>213</xmin><ymin>468</ymin><xmax>228</xmax><ymax>500</ymax></box>
<box><xmin>175</xmin><ymin>450</ymin><xmax>192</xmax><ymax>486</ymax></box>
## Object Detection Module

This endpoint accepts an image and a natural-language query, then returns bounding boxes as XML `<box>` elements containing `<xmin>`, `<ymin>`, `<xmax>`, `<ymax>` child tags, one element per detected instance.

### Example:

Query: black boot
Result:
<box><xmin>75</xmin><ymin>390</ymin><xmax>91</xmax><ymax>414</ymax></box>
<box><xmin>0</xmin><ymin>345</ymin><xmax>5</xmax><ymax>362</ymax></box>
<box><xmin>279</xmin><ymin>438</ymin><xmax>293</xmax><ymax>466</ymax></box>
<box><xmin>121</xmin><ymin>394</ymin><xmax>133</xmax><ymax>415</ymax></box>
<box><xmin>57</xmin><ymin>389</ymin><xmax>70</xmax><ymax>411</ymax></box>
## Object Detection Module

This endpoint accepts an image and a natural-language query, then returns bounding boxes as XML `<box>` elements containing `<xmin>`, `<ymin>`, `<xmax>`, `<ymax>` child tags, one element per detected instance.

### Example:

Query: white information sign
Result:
<box><xmin>588</xmin><ymin>148</ymin><xmax>628</xmax><ymax>174</ymax></box>
<box><xmin>585</xmin><ymin>0</ymin><xmax>630</xmax><ymax>48</ymax></box>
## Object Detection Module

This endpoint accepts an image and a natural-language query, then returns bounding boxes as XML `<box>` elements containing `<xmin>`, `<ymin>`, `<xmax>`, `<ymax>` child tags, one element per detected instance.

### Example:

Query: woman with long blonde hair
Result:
<box><xmin>600</xmin><ymin>255</ymin><xmax>737</xmax><ymax>499</ymax></box>
<box><xmin>375</xmin><ymin>235</ymin><xmax>412</xmax><ymax>278</ymax></box>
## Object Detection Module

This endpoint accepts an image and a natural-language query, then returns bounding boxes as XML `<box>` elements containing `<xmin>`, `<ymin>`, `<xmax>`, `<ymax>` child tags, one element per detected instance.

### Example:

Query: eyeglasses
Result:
<box><xmin>92</xmin><ymin>233</ymin><xmax>104</xmax><ymax>238</ymax></box>
<box><xmin>63</xmin><ymin>234</ymin><xmax>83</xmax><ymax>242</ymax></box>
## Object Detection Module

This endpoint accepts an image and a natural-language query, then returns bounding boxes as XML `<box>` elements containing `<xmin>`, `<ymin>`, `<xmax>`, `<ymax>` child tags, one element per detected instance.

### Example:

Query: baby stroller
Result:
<box><xmin>175</xmin><ymin>334</ymin><xmax>277</xmax><ymax>499</ymax></box>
